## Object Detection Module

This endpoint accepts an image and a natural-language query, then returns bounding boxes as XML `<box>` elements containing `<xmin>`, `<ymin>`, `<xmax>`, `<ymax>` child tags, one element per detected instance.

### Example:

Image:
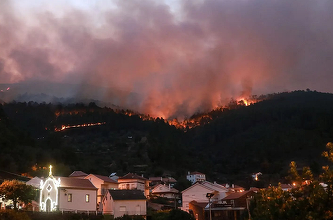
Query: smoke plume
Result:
<box><xmin>1</xmin><ymin>0</ymin><xmax>333</xmax><ymax>118</ymax></box>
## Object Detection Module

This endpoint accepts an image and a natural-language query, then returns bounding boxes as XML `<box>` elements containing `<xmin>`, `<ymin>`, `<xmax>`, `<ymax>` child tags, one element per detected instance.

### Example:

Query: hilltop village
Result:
<box><xmin>2</xmin><ymin>91</ymin><xmax>333</xmax><ymax>219</ymax></box>
<box><xmin>0</xmin><ymin>167</ymin><xmax>274</xmax><ymax>220</ymax></box>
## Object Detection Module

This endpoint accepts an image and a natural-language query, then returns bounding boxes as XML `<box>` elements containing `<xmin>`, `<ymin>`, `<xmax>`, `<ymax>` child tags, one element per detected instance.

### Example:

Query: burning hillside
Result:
<box><xmin>54</xmin><ymin>122</ymin><xmax>106</xmax><ymax>132</ymax></box>
<box><xmin>52</xmin><ymin>95</ymin><xmax>263</xmax><ymax>131</ymax></box>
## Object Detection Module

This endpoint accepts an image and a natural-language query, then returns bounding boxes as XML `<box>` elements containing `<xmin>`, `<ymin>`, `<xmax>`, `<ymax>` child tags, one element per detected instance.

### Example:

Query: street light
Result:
<box><xmin>206</xmin><ymin>193</ymin><xmax>214</xmax><ymax>220</ymax></box>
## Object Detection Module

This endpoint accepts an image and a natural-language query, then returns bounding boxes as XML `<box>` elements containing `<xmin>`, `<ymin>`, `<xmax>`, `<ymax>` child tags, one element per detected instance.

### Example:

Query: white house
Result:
<box><xmin>181</xmin><ymin>181</ymin><xmax>228</xmax><ymax>212</ymax></box>
<box><xmin>151</xmin><ymin>184</ymin><xmax>179</xmax><ymax>199</ymax></box>
<box><xmin>186</xmin><ymin>171</ymin><xmax>206</xmax><ymax>184</ymax></box>
<box><xmin>118</xmin><ymin>173</ymin><xmax>150</xmax><ymax>197</ymax></box>
<box><xmin>102</xmin><ymin>190</ymin><xmax>146</xmax><ymax>218</ymax></box>
<box><xmin>84</xmin><ymin>174</ymin><xmax>118</xmax><ymax>205</ymax></box>
<box><xmin>40</xmin><ymin>166</ymin><xmax>97</xmax><ymax>212</ymax></box>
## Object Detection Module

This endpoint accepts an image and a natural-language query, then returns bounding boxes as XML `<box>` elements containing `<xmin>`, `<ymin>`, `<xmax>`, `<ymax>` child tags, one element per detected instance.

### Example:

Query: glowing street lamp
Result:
<box><xmin>206</xmin><ymin>193</ymin><xmax>214</xmax><ymax>220</ymax></box>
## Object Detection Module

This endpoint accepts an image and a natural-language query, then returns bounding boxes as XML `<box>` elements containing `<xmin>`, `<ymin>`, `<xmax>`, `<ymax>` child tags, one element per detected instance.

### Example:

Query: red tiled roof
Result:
<box><xmin>151</xmin><ymin>185</ymin><xmax>179</xmax><ymax>194</ymax></box>
<box><xmin>223</xmin><ymin>191</ymin><xmax>251</xmax><ymax>200</ymax></box>
<box><xmin>249</xmin><ymin>187</ymin><xmax>260</xmax><ymax>192</ymax></box>
<box><xmin>149</xmin><ymin>177</ymin><xmax>177</xmax><ymax>183</ymax></box>
<box><xmin>149</xmin><ymin>177</ymin><xmax>163</xmax><ymax>181</ymax></box>
<box><xmin>233</xmin><ymin>185</ymin><xmax>244</xmax><ymax>189</ymax></box>
<box><xmin>69</xmin><ymin>171</ymin><xmax>88</xmax><ymax>177</ymax></box>
<box><xmin>59</xmin><ymin>177</ymin><xmax>97</xmax><ymax>190</ymax></box>
<box><xmin>119</xmin><ymin>173</ymin><xmax>147</xmax><ymax>181</ymax></box>
<box><xmin>152</xmin><ymin>188</ymin><xmax>179</xmax><ymax>194</ymax></box>
<box><xmin>92</xmin><ymin>174</ymin><xmax>118</xmax><ymax>183</ymax></box>
<box><xmin>162</xmin><ymin>177</ymin><xmax>177</xmax><ymax>183</ymax></box>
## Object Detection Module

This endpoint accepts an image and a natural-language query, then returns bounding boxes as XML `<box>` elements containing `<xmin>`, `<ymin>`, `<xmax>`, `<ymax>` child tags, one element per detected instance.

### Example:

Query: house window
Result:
<box><xmin>68</xmin><ymin>193</ymin><xmax>72</xmax><ymax>202</ymax></box>
<box><xmin>119</xmin><ymin>206</ymin><xmax>126</xmax><ymax>212</ymax></box>
<box><xmin>85</xmin><ymin>194</ymin><xmax>90</xmax><ymax>202</ymax></box>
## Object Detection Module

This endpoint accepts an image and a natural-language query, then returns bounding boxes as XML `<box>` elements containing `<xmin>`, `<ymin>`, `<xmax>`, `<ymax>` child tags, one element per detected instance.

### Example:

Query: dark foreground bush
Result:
<box><xmin>0</xmin><ymin>210</ymin><xmax>31</xmax><ymax>220</ymax></box>
<box><xmin>2</xmin><ymin>211</ymin><xmax>106</xmax><ymax>220</ymax></box>
<box><xmin>150</xmin><ymin>209</ymin><xmax>195</xmax><ymax>220</ymax></box>
<box><xmin>115</xmin><ymin>215</ymin><xmax>144</xmax><ymax>220</ymax></box>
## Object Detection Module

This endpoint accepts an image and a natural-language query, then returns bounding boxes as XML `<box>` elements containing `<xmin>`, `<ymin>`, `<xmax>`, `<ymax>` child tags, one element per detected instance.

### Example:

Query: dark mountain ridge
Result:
<box><xmin>1</xmin><ymin>90</ymin><xmax>333</xmax><ymax>188</ymax></box>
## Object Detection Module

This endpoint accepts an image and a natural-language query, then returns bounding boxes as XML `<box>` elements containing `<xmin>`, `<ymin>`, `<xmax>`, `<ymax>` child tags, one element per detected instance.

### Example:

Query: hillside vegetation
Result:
<box><xmin>1</xmin><ymin>90</ymin><xmax>333</xmax><ymax>187</ymax></box>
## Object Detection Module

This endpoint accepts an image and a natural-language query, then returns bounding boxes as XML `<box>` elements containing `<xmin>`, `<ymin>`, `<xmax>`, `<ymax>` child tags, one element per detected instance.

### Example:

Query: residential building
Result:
<box><xmin>40</xmin><ymin>167</ymin><xmax>97</xmax><ymax>212</ymax></box>
<box><xmin>26</xmin><ymin>176</ymin><xmax>43</xmax><ymax>188</ymax></box>
<box><xmin>186</xmin><ymin>171</ymin><xmax>206</xmax><ymax>184</ymax></box>
<box><xmin>102</xmin><ymin>190</ymin><xmax>146</xmax><ymax>218</ymax></box>
<box><xmin>57</xmin><ymin>177</ymin><xmax>98</xmax><ymax>212</ymax></box>
<box><xmin>181</xmin><ymin>181</ymin><xmax>228</xmax><ymax>212</ymax></box>
<box><xmin>149</xmin><ymin>177</ymin><xmax>177</xmax><ymax>187</ymax></box>
<box><xmin>205</xmin><ymin>190</ymin><xmax>254</xmax><ymax>220</ymax></box>
<box><xmin>84</xmin><ymin>174</ymin><xmax>118</xmax><ymax>206</ymax></box>
<box><xmin>151</xmin><ymin>184</ymin><xmax>179</xmax><ymax>199</ymax></box>
<box><xmin>118</xmin><ymin>173</ymin><xmax>150</xmax><ymax>196</ymax></box>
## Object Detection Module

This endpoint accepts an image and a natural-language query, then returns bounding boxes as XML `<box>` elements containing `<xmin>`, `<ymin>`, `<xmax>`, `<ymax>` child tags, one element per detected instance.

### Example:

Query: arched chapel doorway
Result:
<box><xmin>46</xmin><ymin>199</ymin><xmax>51</xmax><ymax>212</ymax></box>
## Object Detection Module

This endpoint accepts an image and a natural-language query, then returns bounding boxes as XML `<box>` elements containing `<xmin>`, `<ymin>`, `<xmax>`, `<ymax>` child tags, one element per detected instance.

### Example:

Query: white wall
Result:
<box><xmin>40</xmin><ymin>177</ymin><xmax>60</xmax><ymax>212</ymax></box>
<box><xmin>58</xmin><ymin>188</ymin><xmax>97</xmax><ymax>212</ymax></box>
<box><xmin>85</xmin><ymin>175</ymin><xmax>118</xmax><ymax>204</ymax></box>
<box><xmin>113</xmin><ymin>200</ymin><xmax>146</xmax><ymax>218</ymax></box>
<box><xmin>118</xmin><ymin>179</ymin><xmax>149</xmax><ymax>196</ymax></box>
<box><xmin>182</xmin><ymin>185</ymin><xmax>212</xmax><ymax>212</ymax></box>
<box><xmin>102</xmin><ymin>192</ymin><xmax>146</xmax><ymax>218</ymax></box>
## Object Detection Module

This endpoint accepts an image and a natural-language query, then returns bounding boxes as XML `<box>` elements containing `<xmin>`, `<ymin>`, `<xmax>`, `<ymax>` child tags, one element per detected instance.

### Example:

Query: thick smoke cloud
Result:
<box><xmin>1</xmin><ymin>0</ymin><xmax>333</xmax><ymax>118</ymax></box>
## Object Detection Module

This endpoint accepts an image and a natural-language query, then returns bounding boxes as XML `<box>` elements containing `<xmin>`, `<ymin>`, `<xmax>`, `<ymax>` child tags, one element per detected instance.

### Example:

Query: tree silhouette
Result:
<box><xmin>0</xmin><ymin>180</ymin><xmax>36</xmax><ymax>210</ymax></box>
<box><xmin>250</xmin><ymin>142</ymin><xmax>333</xmax><ymax>220</ymax></box>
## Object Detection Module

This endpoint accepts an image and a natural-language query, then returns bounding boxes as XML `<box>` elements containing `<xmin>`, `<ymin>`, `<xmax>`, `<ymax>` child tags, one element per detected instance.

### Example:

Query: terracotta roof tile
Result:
<box><xmin>59</xmin><ymin>177</ymin><xmax>97</xmax><ymax>190</ymax></box>
<box><xmin>118</xmin><ymin>173</ymin><xmax>147</xmax><ymax>181</ymax></box>
<box><xmin>222</xmin><ymin>191</ymin><xmax>252</xmax><ymax>200</ymax></box>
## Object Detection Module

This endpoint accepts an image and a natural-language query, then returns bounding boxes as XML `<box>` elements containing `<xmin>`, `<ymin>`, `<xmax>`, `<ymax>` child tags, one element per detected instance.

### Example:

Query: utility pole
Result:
<box><xmin>246</xmin><ymin>197</ymin><xmax>252</xmax><ymax>220</ymax></box>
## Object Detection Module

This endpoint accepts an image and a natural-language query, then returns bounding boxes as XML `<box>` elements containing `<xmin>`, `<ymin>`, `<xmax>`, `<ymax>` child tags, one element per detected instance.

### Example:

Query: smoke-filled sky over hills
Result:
<box><xmin>1</xmin><ymin>0</ymin><xmax>333</xmax><ymax>118</ymax></box>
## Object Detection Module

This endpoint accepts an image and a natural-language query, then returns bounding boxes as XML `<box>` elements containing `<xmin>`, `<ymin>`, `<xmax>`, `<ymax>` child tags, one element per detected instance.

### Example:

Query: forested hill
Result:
<box><xmin>186</xmin><ymin>91</ymin><xmax>333</xmax><ymax>185</ymax></box>
<box><xmin>1</xmin><ymin>90</ymin><xmax>333</xmax><ymax>187</ymax></box>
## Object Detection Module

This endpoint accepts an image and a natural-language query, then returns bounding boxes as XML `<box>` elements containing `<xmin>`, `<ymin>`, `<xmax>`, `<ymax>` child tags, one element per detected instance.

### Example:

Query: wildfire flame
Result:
<box><xmin>55</xmin><ymin>122</ymin><xmax>106</xmax><ymax>132</ymax></box>
<box><xmin>237</xmin><ymin>97</ymin><xmax>257</xmax><ymax>106</ymax></box>
<box><xmin>53</xmin><ymin>95</ymin><xmax>262</xmax><ymax>131</ymax></box>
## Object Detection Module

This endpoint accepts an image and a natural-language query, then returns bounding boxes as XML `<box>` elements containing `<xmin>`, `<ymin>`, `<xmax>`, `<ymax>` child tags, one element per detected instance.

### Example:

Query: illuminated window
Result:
<box><xmin>85</xmin><ymin>194</ymin><xmax>90</xmax><ymax>202</ymax></box>
<box><xmin>68</xmin><ymin>193</ymin><xmax>72</xmax><ymax>202</ymax></box>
